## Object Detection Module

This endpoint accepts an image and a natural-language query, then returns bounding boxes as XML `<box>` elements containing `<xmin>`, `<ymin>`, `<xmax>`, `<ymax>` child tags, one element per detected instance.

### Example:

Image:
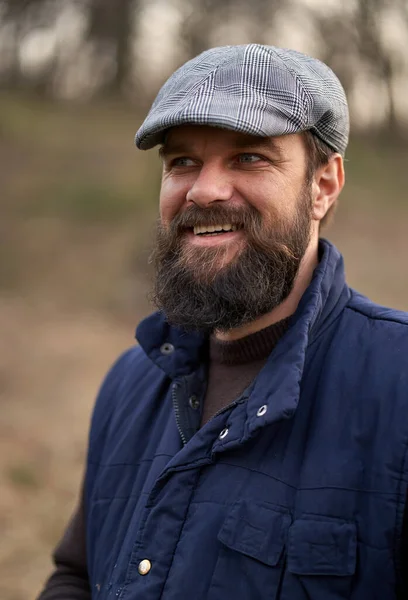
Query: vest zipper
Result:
<box><xmin>172</xmin><ymin>381</ymin><xmax>247</xmax><ymax>445</ymax></box>
<box><xmin>172</xmin><ymin>383</ymin><xmax>188</xmax><ymax>446</ymax></box>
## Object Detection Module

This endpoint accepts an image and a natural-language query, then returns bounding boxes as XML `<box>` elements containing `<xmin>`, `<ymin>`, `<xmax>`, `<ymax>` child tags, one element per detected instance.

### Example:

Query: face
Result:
<box><xmin>152</xmin><ymin>125</ymin><xmax>314</xmax><ymax>333</ymax></box>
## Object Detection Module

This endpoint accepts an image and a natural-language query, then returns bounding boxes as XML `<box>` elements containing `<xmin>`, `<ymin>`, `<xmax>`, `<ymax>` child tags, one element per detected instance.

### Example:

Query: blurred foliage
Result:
<box><xmin>0</xmin><ymin>93</ymin><xmax>161</xmax><ymax>314</ymax></box>
<box><xmin>30</xmin><ymin>183</ymin><xmax>138</xmax><ymax>223</ymax></box>
<box><xmin>7</xmin><ymin>463</ymin><xmax>41</xmax><ymax>489</ymax></box>
<box><xmin>0</xmin><ymin>0</ymin><xmax>407</xmax><ymax>136</ymax></box>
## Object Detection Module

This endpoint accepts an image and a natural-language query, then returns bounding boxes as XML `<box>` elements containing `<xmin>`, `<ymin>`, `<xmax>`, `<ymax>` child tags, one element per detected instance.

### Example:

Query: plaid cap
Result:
<box><xmin>135</xmin><ymin>44</ymin><xmax>349</xmax><ymax>156</ymax></box>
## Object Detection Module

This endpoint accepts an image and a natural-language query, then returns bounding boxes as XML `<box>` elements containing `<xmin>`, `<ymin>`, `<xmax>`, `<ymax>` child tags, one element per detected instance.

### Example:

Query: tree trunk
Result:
<box><xmin>87</xmin><ymin>0</ymin><xmax>138</xmax><ymax>96</ymax></box>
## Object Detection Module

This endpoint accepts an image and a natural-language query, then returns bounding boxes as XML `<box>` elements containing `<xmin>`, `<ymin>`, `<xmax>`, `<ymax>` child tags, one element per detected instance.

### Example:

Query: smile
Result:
<box><xmin>193</xmin><ymin>224</ymin><xmax>239</xmax><ymax>236</ymax></box>
<box><xmin>185</xmin><ymin>225</ymin><xmax>243</xmax><ymax>248</ymax></box>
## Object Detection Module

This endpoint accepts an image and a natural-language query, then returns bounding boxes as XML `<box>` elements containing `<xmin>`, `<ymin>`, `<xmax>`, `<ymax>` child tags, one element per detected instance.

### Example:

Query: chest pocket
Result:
<box><xmin>208</xmin><ymin>500</ymin><xmax>291</xmax><ymax>600</ymax></box>
<box><xmin>283</xmin><ymin>517</ymin><xmax>357</xmax><ymax>599</ymax></box>
<box><xmin>208</xmin><ymin>502</ymin><xmax>357</xmax><ymax>600</ymax></box>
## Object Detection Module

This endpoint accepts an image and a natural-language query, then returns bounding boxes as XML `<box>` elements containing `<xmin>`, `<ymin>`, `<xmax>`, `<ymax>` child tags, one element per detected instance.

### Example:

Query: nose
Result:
<box><xmin>186</xmin><ymin>163</ymin><xmax>234</xmax><ymax>208</ymax></box>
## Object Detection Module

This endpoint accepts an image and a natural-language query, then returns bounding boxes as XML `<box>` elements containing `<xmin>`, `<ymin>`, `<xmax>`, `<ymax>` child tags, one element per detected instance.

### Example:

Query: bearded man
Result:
<box><xmin>38</xmin><ymin>45</ymin><xmax>408</xmax><ymax>600</ymax></box>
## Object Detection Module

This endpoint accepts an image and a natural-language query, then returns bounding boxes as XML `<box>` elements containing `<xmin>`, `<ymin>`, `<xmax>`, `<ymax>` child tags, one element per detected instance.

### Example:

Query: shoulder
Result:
<box><xmin>88</xmin><ymin>344</ymin><xmax>164</xmax><ymax>441</ymax></box>
<box><xmin>98</xmin><ymin>344</ymin><xmax>159</xmax><ymax>395</ymax></box>
<box><xmin>346</xmin><ymin>289</ymin><xmax>408</xmax><ymax>327</ymax></box>
<box><xmin>340</xmin><ymin>290</ymin><xmax>408</xmax><ymax>365</ymax></box>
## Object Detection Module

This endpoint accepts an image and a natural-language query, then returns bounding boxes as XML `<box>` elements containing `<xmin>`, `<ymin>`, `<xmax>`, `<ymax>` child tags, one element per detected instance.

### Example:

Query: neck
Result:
<box><xmin>214</xmin><ymin>237</ymin><xmax>319</xmax><ymax>342</ymax></box>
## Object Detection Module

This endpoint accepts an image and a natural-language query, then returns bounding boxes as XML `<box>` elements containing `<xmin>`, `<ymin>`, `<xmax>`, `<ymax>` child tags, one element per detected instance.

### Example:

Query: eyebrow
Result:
<box><xmin>232</xmin><ymin>136</ymin><xmax>283</xmax><ymax>154</ymax></box>
<box><xmin>159</xmin><ymin>142</ymin><xmax>190</xmax><ymax>159</ymax></box>
<box><xmin>158</xmin><ymin>135</ymin><xmax>284</xmax><ymax>160</ymax></box>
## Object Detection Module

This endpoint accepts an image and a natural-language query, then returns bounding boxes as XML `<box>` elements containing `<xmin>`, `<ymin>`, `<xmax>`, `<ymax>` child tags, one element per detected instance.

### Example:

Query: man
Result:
<box><xmin>38</xmin><ymin>44</ymin><xmax>408</xmax><ymax>599</ymax></box>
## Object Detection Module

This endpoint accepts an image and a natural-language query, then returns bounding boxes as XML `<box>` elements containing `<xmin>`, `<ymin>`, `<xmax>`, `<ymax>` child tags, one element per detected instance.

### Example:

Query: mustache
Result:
<box><xmin>155</xmin><ymin>202</ymin><xmax>303</xmax><ymax>266</ymax></box>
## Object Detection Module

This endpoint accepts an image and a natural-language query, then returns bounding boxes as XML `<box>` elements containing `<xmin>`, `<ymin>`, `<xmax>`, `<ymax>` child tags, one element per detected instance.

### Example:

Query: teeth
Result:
<box><xmin>193</xmin><ymin>223</ymin><xmax>238</xmax><ymax>235</ymax></box>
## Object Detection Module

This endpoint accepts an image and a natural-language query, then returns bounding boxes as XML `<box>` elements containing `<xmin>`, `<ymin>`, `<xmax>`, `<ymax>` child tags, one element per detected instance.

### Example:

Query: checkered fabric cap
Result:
<box><xmin>135</xmin><ymin>44</ymin><xmax>349</xmax><ymax>156</ymax></box>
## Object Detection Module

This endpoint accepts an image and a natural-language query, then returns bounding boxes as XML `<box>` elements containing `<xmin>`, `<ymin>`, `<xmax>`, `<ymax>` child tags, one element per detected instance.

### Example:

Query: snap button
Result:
<box><xmin>189</xmin><ymin>395</ymin><xmax>200</xmax><ymax>410</ymax></box>
<box><xmin>257</xmin><ymin>405</ymin><xmax>268</xmax><ymax>417</ymax></box>
<box><xmin>219</xmin><ymin>428</ymin><xmax>229</xmax><ymax>440</ymax></box>
<box><xmin>160</xmin><ymin>343</ymin><xmax>174</xmax><ymax>355</ymax></box>
<box><xmin>138</xmin><ymin>559</ymin><xmax>152</xmax><ymax>575</ymax></box>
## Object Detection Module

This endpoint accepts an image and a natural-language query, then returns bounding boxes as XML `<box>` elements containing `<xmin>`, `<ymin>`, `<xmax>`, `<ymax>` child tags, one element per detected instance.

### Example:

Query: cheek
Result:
<box><xmin>250</xmin><ymin>180</ymin><xmax>303</xmax><ymax>223</ymax></box>
<box><xmin>244</xmin><ymin>193</ymin><xmax>283</xmax><ymax>225</ymax></box>
<box><xmin>159</xmin><ymin>177</ymin><xmax>189</xmax><ymax>223</ymax></box>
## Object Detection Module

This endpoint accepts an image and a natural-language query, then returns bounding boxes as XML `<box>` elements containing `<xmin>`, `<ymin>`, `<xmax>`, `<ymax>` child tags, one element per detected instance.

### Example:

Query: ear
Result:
<box><xmin>311</xmin><ymin>155</ymin><xmax>345</xmax><ymax>222</ymax></box>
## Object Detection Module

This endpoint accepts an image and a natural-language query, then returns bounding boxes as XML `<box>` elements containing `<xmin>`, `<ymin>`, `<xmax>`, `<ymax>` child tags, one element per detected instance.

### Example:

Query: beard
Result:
<box><xmin>151</xmin><ymin>186</ymin><xmax>313</xmax><ymax>335</ymax></box>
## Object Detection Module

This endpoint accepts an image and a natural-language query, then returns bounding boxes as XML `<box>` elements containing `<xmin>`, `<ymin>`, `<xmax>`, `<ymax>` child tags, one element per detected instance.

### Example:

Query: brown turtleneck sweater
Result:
<box><xmin>201</xmin><ymin>317</ymin><xmax>291</xmax><ymax>425</ymax></box>
<box><xmin>37</xmin><ymin>318</ymin><xmax>290</xmax><ymax>599</ymax></box>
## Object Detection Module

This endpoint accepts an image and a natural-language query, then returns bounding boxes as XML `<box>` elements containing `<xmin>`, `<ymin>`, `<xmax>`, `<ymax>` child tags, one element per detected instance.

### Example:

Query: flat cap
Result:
<box><xmin>135</xmin><ymin>44</ymin><xmax>349</xmax><ymax>156</ymax></box>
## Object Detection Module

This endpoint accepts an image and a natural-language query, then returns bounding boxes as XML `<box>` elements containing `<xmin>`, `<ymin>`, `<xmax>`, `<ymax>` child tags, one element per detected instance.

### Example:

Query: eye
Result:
<box><xmin>237</xmin><ymin>153</ymin><xmax>265</xmax><ymax>164</ymax></box>
<box><xmin>171</xmin><ymin>157</ymin><xmax>196</xmax><ymax>167</ymax></box>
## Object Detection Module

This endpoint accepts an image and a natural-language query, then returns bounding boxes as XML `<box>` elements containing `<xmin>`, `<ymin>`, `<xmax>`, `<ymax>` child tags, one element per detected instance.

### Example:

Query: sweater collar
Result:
<box><xmin>209</xmin><ymin>317</ymin><xmax>291</xmax><ymax>365</ymax></box>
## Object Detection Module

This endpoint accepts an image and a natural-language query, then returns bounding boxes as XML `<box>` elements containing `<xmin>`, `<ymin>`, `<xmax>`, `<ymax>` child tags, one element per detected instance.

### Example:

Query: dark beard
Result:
<box><xmin>151</xmin><ymin>189</ymin><xmax>313</xmax><ymax>334</ymax></box>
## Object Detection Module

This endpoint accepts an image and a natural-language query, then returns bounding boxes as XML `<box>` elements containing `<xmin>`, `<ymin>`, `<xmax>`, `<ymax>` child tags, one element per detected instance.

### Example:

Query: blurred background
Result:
<box><xmin>0</xmin><ymin>0</ymin><xmax>407</xmax><ymax>597</ymax></box>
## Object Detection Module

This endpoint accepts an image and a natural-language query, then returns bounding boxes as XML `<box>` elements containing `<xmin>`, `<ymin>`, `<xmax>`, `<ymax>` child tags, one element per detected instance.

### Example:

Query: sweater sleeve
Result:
<box><xmin>36</xmin><ymin>481</ymin><xmax>91</xmax><ymax>600</ymax></box>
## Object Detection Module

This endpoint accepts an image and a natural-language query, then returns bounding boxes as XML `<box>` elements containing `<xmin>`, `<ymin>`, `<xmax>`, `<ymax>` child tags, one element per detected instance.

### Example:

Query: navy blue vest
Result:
<box><xmin>85</xmin><ymin>240</ymin><xmax>408</xmax><ymax>599</ymax></box>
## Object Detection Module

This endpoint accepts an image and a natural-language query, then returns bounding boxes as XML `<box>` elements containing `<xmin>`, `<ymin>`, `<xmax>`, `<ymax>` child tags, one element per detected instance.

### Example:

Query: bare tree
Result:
<box><xmin>355</xmin><ymin>0</ymin><xmax>402</xmax><ymax>136</ymax></box>
<box><xmin>86</xmin><ymin>0</ymin><xmax>141</xmax><ymax>95</ymax></box>
<box><xmin>0</xmin><ymin>0</ymin><xmax>52</xmax><ymax>92</ymax></box>
<box><xmin>178</xmin><ymin>0</ymin><xmax>221</xmax><ymax>60</ymax></box>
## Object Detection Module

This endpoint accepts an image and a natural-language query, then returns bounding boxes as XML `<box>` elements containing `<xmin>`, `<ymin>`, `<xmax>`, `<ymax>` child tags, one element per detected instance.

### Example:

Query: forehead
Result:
<box><xmin>161</xmin><ymin>125</ymin><xmax>306</xmax><ymax>159</ymax></box>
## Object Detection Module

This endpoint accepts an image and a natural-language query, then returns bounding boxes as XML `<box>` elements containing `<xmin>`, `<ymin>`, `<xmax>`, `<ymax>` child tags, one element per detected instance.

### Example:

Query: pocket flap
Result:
<box><xmin>218</xmin><ymin>501</ymin><xmax>291</xmax><ymax>566</ymax></box>
<box><xmin>288</xmin><ymin>518</ymin><xmax>357</xmax><ymax>576</ymax></box>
